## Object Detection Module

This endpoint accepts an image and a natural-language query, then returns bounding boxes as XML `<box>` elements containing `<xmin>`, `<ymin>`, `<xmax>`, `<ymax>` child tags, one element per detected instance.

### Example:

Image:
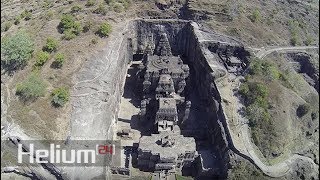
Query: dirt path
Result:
<box><xmin>254</xmin><ymin>46</ymin><xmax>319</xmax><ymax>59</ymax></box>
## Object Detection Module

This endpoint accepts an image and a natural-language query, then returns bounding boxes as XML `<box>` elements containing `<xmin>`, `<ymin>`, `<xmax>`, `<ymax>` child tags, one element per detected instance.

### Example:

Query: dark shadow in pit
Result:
<box><xmin>122</xmin><ymin>63</ymin><xmax>141</xmax><ymax>108</ymax></box>
<box><xmin>130</xmin><ymin>115</ymin><xmax>153</xmax><ymax>136</ymax></box>
<box><xmin>179</xmin><ymin>56</ymin><xmax>224</xmax><ymax>174</ymax></box>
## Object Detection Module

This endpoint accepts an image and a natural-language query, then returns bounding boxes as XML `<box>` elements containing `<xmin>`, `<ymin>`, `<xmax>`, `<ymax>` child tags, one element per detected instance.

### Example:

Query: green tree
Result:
<box><xmin>97</xmin><ymin>22</ymin><xmax>112</xmax><ymax>37</ymax></box>
<box><xmin>290</xmin><ymin>34</ymin><xmax>298</xmax><ymax>46</ymax></box>
<box><xmin>1</xmin><ymin>30</ymin><xmax>34</xmax><ymax>71</ymax></box>
<box><xmin>35</xmin><ymin>51</ymin><xmax>50</xmax><ymax>67</ymax></box>
<box><xmin>52</xmin><ymin>53</ymin><xmax>65</xmax><ymax>68</ymax></box>
<box><xmin>58</xmin><ymin>14</ymin><xmax>82</xmax><ymax>40</ymax></box>
<box><xmin>14</xmin><ymin>16</ymin><xmax>21</xmax><ymax>25</ymax></box>
<box><xmin>85</xmin><ymin>0</ymin><xmax>95</xmax><ymax>6</ymax></box>
<box><xmin>2</xmin><ymin>21</ymin><xmax>12</xmax><ymax>32</ymax></box>
<box><xmin>51</xmin><ymin>87</ymin><xmax>69</xmax><ymax>107</ymax></box>
<box><xmin>249</xmin><ymin>9</ymin><xmax>261</xmax><ymax>23</ymax></box>
<box><xmin>59</xmin><ymin>14</ymin><xmax>76</xmax><ymax>32</ymax></box>
<box><xmin>16</xmin><ymin>73</ymin><xmax>47</xmax><ymax>102</ymax></box>
<box><xmin>93</xmin><ymin>4</ymin><xmax>107</xmax><ymax>15</ymax></box>
<box><xmin>21</xmin><ymin>9</ymin><xmax>32</xmax><ymax>20</ymax></box>
<box><xmin>83</xmin><ymin>20</ymin><xmax>93</xmax><ymax>33</ymax></box>
<box><xmin>43</xmin><ymin>37</ymin><xmax>59</xmax><ymax>53</ymax></box>
<box><xmin>71</xmin><ymin>5</ymin><xmax>82</xmax><ymax>13</ymax></box>
<box><xmin>304</xmin><ymin>36</ymin><xmax>313</xmax><ymax>46</ymax></box>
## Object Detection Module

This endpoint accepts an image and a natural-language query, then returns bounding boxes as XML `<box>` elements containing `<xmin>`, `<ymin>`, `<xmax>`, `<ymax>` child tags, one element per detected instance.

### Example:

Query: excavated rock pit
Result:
<box><xmin>115</xmin><ymin>19</ymin><xmax>250</xmax><ymax>179</ymax></box>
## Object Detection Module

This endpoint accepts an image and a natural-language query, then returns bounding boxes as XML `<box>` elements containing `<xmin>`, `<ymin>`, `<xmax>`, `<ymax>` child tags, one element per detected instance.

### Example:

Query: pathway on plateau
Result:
<box><xmin>254</xmin><ymin>46</ymin><xmax>319</xmax><ymax>59</ymax></box>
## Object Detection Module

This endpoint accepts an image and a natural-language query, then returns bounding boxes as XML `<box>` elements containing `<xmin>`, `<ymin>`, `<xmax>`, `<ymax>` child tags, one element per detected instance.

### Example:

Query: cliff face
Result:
<box><xmin>70</xmin><ymin>21</ymin><xmax>133</xmax><ymax>141</ymax></box>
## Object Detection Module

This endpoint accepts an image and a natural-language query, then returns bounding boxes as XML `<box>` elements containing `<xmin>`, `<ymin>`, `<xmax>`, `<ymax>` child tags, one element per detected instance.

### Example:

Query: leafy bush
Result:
<box><xmin>44</xmin><ymin>10</ymin><xmax>54</xmax><ymax>20</ymax></box>
<box><xmin>43</xmin><ymin>37</ymin><xmax>59</xmax><ymax>53</ymax></box>
<box><xmin>83</xmin><ymin>20</ymin><xmax>93</xmax><ymax>33</ymax></box>
<box><xmin>16</xmin><ymin>73</ymin><xmax>47</xmax><ymax>102</ymax></box>
<box><xmin>290</xmin><ymin>34</ymin><xmax>298</xmax><ymax>46</ymax></box>
<box><xmin>59</xmin><ymin>14</ymin><xmax>75</xmax><ymax>31</ymax></box>
<box><xmin>21</xmin><ymin>10</ymin><xmax>32</xmax><ymax>20</ymax></box>
<box><xmin>113</xmin><ymin>3</ymin><xmax>124</xmax><ymax>13</ymax></box>
<box><xmin>105</xmin><ymin>0</ymin><xmax>115</xmax><ymax>4</ymax></box>
<box><xmin>93</xmin><ymin>4</ymin><xmax>107</xmax><ymax>15</ymax></box>
<box><xmin>35</xmin><ymin>51</ymin><xmax>50</xmax><ymax>67</ymax></box>
<box><xmin>249</xmin><ymin>9</ymin><xmax>261</xmax><ymax>23</ymax></box>
<box><xmin>1</xmin><ymin>31</ymin><xmax>34</xmax><ymax>71</ymax></box>
<box><xmin>297</xmin><ymin>103</ymin><xmax>310</xmax><ymax>117</ymax></box>
<box><xmin>63</xmin><ymin>29</ymin><xmax>77</xmax><ymax>40</ymax></box>
<box><xmin>304</xmin><ymin>36</ymin><xmax>313</xmax><ymax>46</ymax></box>
<box><xmin>96</xmin><ymin>22</ymin><xmax>112</xmax><ymax>37</ymax></box>
<box><xmin>85</xmin><ymin>0</ymin><xmax>95</xmax><ymax>6</ymax></box>
<box><xmin>51</xmin><ymin>87</ymin><xmax>69</xmax><ymax>107</ymax></box>
<box><xmin>71</xmin><ymin>5</ymin><xmax>82</xmax><ymax>13</ymax></box>
<box><xmin>239</xmin><ymin>82</ymin><xmax>268</xmax><ymax>107</ymax></box>
<box><xmin>288</xmin><ymin>20</ymin><xmax>299</xmax><ymax>46</ymax></box>
<box><xmin>14</xmin><ymin>16</ymin><xmax>21</xmax><ymax>25</ymax></box>
<box><xmin>58</xmin><ymin>14</ymin><xmax>82</xmax><ymax>40</ymax></box>
<box><xmin>52</xmin><ymin>53</ymin><xmax>65</xmax><ymax>68</ymax></box>
<box><xmin>249</xmin><ymin>59</ymin><xmax>281</xmax><ymax>81</ymax></box>
<box><xmin>2</xmin><ymin>21</ymin><xmax>12</xmax><ymax>32</ymax></box>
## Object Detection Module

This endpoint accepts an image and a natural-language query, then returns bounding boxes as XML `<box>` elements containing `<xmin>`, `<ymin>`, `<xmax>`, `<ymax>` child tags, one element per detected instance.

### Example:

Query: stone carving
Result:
<box><xmin>136</xmin><ymin>32</ymin><xmax>197</xmax><ymax>174</ymax></box>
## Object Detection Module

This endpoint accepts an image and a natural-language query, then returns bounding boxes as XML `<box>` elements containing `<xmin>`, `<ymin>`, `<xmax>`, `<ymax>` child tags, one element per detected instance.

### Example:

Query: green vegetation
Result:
<box><xmin>58</xmin><ymin>14</ymin><xmax>82</xmax><ymax>40</ymax></box>
<box><xmin>85</xmin><ymin>0</ymin><xmax>95</xmax><ymax>7</ymax></box>
<box><xmin>42</xmin><ymin>0</ymin><xmax>53</xmax><ymax>9</ymax></box>
<box><xmin>51</xmin><ymin>87</ymin><xmax>69</xmax><ymax>107</ymax></box>
<box><xmin>113</xmin><ymin>3</ymin><xmax>124</xmax><ymax>13</ymax></box>
<box><xmin>83</xmin><ymin>20</ymin><xmax>93</xmax><ymax>33</ymax></box>
<box><xmin>63</xmin><ymin>29</ymin><xmax>77</xmax><ymax>40</ymax></box>
<box><xmin>228</xmin><ymin>161</ymin><xmax>268</xmax><ymax>180</ymax></box>
<box><xmin>2</xmin><ymin>21</ymin><xmax>12</xmax><ymax>32</ymax></box>
<box><xmin>109</xmin><ymin>0</ymin><xmax>131</xmax><ymax>12</ymax></box>
<box><xmin>175</xmin><ymin>174</ymin><xmax>193</xmax><ymax>180</ymax></box>
<box><xmin>14</xmin><ymin>16</ymin><xmax>21</xmax><ymax>25</ymax></box>
<box><xmin>35</xmin><ymin>51</ymin><xmax>50</xmax><ymax>67</ymax></box>
<box><xmin>20</xmin><ymin>9</ymin><xmax>32</xmax><ymax>20</ymax></box>
<box><xmin>288</xmin><ymin>20</ymin><xmax>300</xmax><ymax>46</ymax></box>
<box><xmin>304</xmin><ymin>36</ymin><xmax>313</xmax><ymax>46</ymax></box>
<box><xmin>93</xmin><ymin>3</ymin><xmax>107</xmax><ymax>15</ymax></box>
<box><xmin>249</xmin><ymin>58</ymin><xmax>291</xmax><ymax>88</ymax></box>
<box><xmin>249</xmin><ymin>9</ymin><xmax>261</xmax><ymax>23</ymax></box>
<box><xmin>297</xmin><ymin>103</ymin><xmax>310</xmax><ymax>117</ymax></box>
<box><xmin>1</xmin><ymin>31</ymin><xmax>34</xmax><ymax>71</ymax></box>
<box><xmin>52</xmin><ymin>53</ymin><xmax>65</xmax><ymax>68</ymax></box>
<box><xmin>44</xmin><ymin>10</ymin><xmax>54</xmax><ymax>20</ymax></box>
<box><xmin>239</xmin><ymin>58</ymin><xmax>289</xmax><ymax>158</ymax></box>
<box><xmin>71</xmin><ymin>5</ymin><xmax>82</xmax><ymax>13</ymax></box>
<box><xmin>43</xmin><ymin>37</ymin><xmax>59</xmax><ymax>53</ymax></box>
<box><xmin>96</xmin><ymin>22</ymin><xmax>112</xmax><ymax>37</ymax></box>
<box><xmin>16</xmin><ymin>73</ymin><xmax>47</xmax><ymax>102</ymax></box>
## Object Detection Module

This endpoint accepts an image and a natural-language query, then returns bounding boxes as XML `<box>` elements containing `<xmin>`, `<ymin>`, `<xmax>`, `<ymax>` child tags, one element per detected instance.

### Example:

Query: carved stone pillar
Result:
<box><xmin>140</xmin><ymin>100</ymin><xmax>147</xmax><ymax>121</ymax></box>
<box><xmin>177</xmin><ymin>80</ymin><xmax>186</xmax><ymax>94</ymax></box>
<box><xmin>182</xmin><ymin>101</ymin><xmax>191</xmax><ymax>126</ymax></box>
